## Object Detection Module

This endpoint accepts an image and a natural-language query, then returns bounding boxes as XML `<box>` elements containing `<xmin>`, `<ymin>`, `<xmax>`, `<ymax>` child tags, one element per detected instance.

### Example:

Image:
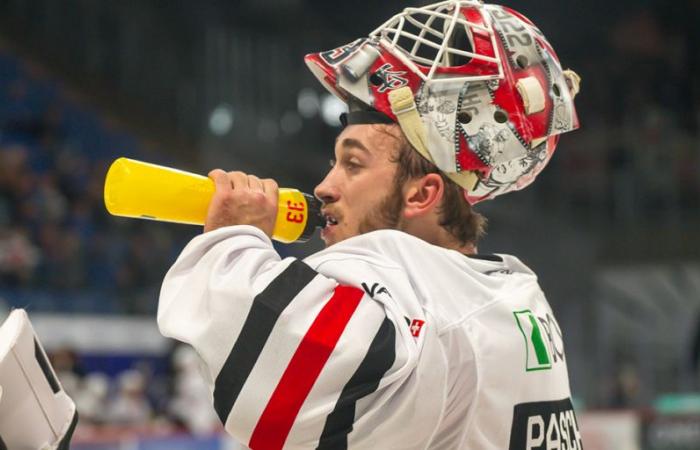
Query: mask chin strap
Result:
<box><xmin>388</xmin><ymin>86</ymin><xmax>480</xmax><ymax>193</ymax></box>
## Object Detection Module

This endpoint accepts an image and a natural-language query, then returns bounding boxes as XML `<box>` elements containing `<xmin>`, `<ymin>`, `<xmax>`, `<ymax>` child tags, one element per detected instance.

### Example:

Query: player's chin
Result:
<box><xmin>320</xmin><ymin>229</ymin><xmax>339</xmax><ymax>247</ymax></box>
<box><xmin>320</xmin><ymin>224</ymin><xmax>352</xmax><ymax>247</ymax></box>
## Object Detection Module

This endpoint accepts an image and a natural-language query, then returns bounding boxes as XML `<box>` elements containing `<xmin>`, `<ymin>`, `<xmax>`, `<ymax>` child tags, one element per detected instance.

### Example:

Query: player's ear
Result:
<box><xmin>403</xmin><ymin>173</ymin><xmax>443</xmax><ymax>219</ymax></box>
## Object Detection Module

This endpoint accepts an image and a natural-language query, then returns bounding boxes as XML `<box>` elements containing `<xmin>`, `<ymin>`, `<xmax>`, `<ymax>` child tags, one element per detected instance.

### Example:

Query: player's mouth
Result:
<box><xmin>321</xmin><ymin>210</ymin><xmax>341</xmax><ymax>240</ymax></box>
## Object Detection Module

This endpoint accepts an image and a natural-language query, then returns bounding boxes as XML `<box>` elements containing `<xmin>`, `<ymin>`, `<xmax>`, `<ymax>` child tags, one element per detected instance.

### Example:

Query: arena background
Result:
<box><xmin>0</xmin><ymin>0</ymin><xmax>698</xmax><ymax>448</ymax></box>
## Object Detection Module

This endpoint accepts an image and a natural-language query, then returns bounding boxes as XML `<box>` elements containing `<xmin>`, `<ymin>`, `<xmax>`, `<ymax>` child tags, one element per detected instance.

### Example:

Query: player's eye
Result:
<box><xmin>343</xmin><ymin>158</ymin><xmax>362</xmax><ymax>172</ymax></box>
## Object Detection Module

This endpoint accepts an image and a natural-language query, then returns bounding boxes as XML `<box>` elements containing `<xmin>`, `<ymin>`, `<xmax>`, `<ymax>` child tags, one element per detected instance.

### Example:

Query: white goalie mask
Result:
<box><xmin>306</xmin><ymin>0</ymin><xmax>581</xmax><ymax>203</ymax></box>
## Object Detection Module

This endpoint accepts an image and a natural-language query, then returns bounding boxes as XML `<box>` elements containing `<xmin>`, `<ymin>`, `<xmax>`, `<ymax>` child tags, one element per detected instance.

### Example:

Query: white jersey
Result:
<box><xmin>158</xmin><ymin>226</ymin><xmax>582</xmax><ymax>450</ymax></box>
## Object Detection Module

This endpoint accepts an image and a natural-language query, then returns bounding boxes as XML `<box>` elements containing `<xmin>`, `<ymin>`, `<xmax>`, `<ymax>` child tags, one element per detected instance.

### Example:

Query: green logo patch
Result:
<box><xmin>514</xmin><ymin>309</ymin><xmax>552</xmax><ymax>371</ymax></box>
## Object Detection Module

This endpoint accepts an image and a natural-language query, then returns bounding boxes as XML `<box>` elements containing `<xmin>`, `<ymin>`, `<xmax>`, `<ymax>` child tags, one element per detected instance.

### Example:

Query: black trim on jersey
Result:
<box><xmin>35</xmin><ymin>338</ymin><xmax>60</xmax><ymax>394</ymax></box>
<box><xmin>317</xmin><ymin>317</ymin><xmax>397</xmax><ymax>450</ymax></box>
<box><xmin>0</xmin><ymin>434</ymin><xmax>7</xmax><ymax>450</ymax></box>
<box><xmin>467</xmin><ymin>254</ymin><xmax>504</xmax><ymax>262</ymax></box>
<box><xmin>57</xmin><ymin>411</ymin><xmax>79</xmax><ymax>450</ymax></box>
<box><xmin>213</xmin><ymin>260</ymin><xmax>318</xmax><ymax>424</ymax></box>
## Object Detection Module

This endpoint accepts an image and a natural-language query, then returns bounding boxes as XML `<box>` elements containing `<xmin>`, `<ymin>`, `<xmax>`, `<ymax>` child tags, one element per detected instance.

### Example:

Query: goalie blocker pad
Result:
<box><xmin>0</xmin><ymin>309</ymin><xmax>77</xmax><ymax>450</ymax></box>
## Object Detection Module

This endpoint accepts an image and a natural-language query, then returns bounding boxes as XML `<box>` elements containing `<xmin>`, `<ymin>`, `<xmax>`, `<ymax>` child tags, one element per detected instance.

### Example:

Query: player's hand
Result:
<box><xmin>204</xmin><ymin>169</ymin><xmax>279</xmax><ymax>236</ymax></box>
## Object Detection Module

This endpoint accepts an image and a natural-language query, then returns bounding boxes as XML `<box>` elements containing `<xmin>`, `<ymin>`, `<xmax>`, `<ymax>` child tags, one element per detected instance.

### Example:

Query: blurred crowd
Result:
<box><xmin>51</xmin><ymin>344</ymin><xmax>222</xmax><ymax>438</ymax></box>
<box><xmin>0</xmin><ymin>50</ymin><xmax>196</xmax><ymax>314</ymax></box>
<box><xmin>541</xmin><ymin>2</ymin><xmax>700</xmax><ymax>224</ymax></box>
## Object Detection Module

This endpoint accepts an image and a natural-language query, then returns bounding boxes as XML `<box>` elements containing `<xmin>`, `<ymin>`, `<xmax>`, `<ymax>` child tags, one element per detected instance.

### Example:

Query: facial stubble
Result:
<box><xmin>357</xmin><ymin>174</ymin><xmax>405</xmax><ymax>235</ymax></box>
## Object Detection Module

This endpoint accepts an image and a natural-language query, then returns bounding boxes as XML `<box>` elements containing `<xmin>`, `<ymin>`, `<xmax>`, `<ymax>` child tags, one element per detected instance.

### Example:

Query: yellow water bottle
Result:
<box><xmin>103</xmin><ymin>157</ymin><xmax>322</xmax><ymax>243</ymax></box>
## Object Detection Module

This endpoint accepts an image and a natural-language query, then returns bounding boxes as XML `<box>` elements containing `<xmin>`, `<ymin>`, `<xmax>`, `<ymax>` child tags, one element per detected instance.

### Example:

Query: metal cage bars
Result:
<box><xmin>370</xmin><ymin>0</ymin><xmax>504</xmax><ymax>84</ymax></box>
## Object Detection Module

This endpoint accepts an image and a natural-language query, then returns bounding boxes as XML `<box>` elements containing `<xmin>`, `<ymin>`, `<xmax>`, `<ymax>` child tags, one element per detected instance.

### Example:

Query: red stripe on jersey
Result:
<box><xmin>249</xmin><ymin>285</ymin><xmax>365</xmax><ymax>450</ymax></box>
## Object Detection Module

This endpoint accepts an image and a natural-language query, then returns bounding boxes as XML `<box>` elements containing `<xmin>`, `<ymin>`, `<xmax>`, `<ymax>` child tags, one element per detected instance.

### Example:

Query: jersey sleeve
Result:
<box><xmin>157</xmin><ymin>226</ymin><xmax>415</xmax><ymax>449</ymax></box>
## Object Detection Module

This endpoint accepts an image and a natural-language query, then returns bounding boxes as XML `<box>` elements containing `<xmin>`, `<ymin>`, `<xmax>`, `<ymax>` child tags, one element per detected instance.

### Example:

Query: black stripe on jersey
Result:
<box><xmin>35</xmin><ymin>338</ymin><xmax>60</xmax><ymax>394</ymax></box>
<box><xmin>467</xmin><ymin>254</ymin><xmax>503</xmax><ymax>262</ymax></box>
<box><xmin>57</xmin><ymin>411</ymin><xmax>79</xmax><ymax>450</ymax></box>
<box><xmin>213</xmin><ymin>259</ymin><xmax>318</xmax><ymax>424</ymax></box>
<box><xmin>317</xmin><ymin>316</ymin><xmax>397</xmax><ymax>450</ymax></box>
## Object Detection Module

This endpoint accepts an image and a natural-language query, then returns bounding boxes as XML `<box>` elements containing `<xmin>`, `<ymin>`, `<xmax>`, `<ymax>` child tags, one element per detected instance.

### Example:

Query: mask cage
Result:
<box><xmin>369</xmin><ymin>0</ymin><xmax>504</xmax><ymax>84</ymax></box>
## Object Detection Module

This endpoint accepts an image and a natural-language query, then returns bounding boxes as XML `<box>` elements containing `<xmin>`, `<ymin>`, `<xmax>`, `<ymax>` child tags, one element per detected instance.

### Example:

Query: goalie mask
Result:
<box><xmin>305</xmin><ymin>0</ymin><xmax>581</xmax><ymax>204</ymax></box>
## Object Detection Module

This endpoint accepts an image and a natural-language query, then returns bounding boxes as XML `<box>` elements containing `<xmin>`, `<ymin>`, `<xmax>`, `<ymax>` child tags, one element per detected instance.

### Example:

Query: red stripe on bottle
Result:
<box><xmin>248</xmin><ymin>285</ymin><xmax>364</xmax><ymax>450</ymax></box>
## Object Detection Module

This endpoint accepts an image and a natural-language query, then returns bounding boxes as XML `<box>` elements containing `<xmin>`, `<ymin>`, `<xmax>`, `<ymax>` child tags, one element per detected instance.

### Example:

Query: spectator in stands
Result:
<box><xmin>105</xmin><ymin>369</ymin><xmax>153</xmax><ymax>425</ymax></box>
<box><xmin>74</xmin><ymin>372</ymin><xmax>110</xmax><ymax>425</ymax></box>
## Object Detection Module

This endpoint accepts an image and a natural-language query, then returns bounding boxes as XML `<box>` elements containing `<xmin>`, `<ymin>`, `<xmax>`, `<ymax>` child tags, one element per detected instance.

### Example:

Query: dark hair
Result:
<box><xmin>389</xmin><ymin>127</ymin><xmax>487</xmax><ymax>246</ymax></box>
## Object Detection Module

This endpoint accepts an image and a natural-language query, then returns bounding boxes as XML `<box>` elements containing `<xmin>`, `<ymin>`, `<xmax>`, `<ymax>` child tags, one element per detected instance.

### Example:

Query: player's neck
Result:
<box><xmin>401</xmin><ymin>219</ymin><xmax>476</xmax><ymax>255</ymax></box>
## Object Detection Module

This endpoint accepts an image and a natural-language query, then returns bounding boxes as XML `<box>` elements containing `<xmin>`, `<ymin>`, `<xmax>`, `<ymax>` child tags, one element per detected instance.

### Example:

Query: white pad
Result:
<box><xmin>516</xmin><ymin>76</ymin><xmax>546</xmax><ymax>115</ymax></box>
<box><xmin>0</xmin><ymin>310</ymin><xmax>77</xmax><ymax>450</ymax></box>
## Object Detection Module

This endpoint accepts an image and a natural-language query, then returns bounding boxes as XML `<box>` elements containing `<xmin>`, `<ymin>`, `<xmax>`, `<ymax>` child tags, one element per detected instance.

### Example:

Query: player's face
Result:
<box><xmin>314</xmin><ymin>124</ymin><xmax>405</xmax><ymax>247</ymax></box>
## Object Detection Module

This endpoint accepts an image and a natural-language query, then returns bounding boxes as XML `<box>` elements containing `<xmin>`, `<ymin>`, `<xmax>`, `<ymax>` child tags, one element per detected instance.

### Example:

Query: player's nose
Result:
<box><xmin>314</xmin><ymin>171</ymin><xmax>339</xmax><ymax>205</ymax></box>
